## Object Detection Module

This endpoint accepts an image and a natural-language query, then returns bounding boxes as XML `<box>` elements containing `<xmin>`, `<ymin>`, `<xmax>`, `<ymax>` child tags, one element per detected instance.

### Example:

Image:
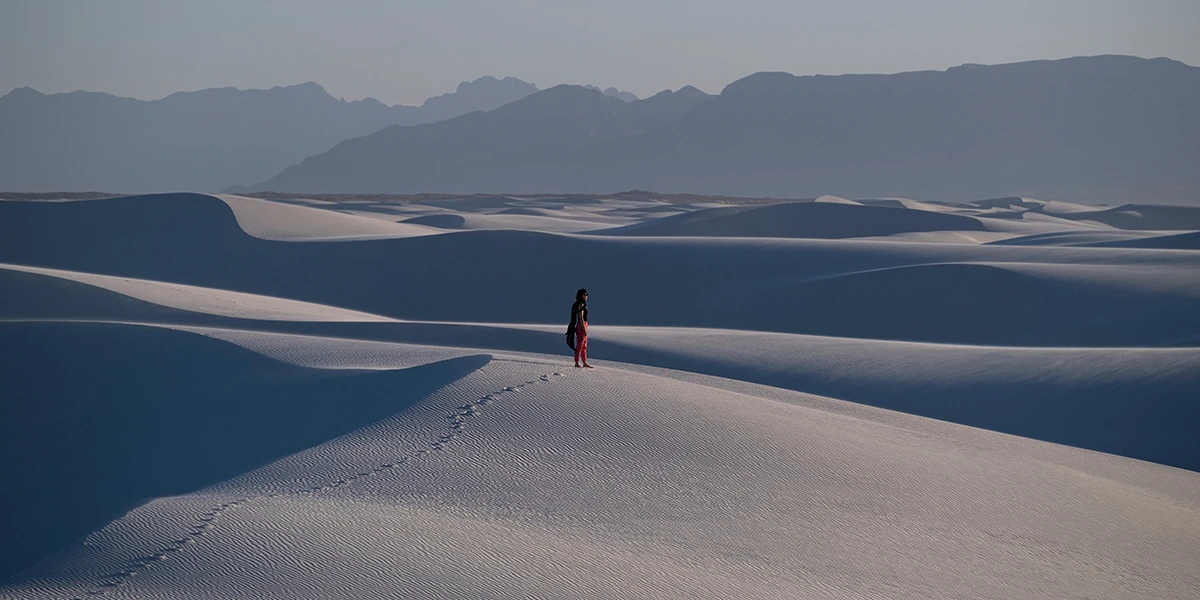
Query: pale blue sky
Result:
<box><xmin>2</xmin><ymin>0</ymin><xmax>1198</xmax><ymax>105</ymax></box>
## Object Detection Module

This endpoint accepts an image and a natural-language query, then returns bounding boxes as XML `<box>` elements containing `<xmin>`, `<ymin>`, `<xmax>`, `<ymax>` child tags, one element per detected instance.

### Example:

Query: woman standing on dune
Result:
<box><xmin>568</xmin><ymin>288</ymin><xmax>592</xmax><ymax>368</ymax></box>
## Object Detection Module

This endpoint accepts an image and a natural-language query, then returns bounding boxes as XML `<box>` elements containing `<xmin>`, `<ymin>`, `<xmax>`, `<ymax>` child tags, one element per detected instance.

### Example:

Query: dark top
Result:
<box><xmin>568</xmin><ymin>300</ymin><xmax>588</xmax><ymax>333</ymax></box>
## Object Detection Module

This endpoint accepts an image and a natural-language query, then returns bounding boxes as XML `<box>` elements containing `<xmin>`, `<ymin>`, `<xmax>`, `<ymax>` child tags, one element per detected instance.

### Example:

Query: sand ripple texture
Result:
<box><xmin>5</xmin><ymin>356</ymin><xmax>1199</xmax><ymax>599</ymax></box>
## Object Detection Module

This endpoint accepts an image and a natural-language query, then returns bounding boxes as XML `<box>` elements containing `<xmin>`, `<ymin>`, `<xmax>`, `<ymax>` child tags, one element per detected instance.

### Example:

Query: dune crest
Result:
<box><xmin>215</xmin><ymin>194</ymin><xmax>439</xmax><ymax>240</ymax></box>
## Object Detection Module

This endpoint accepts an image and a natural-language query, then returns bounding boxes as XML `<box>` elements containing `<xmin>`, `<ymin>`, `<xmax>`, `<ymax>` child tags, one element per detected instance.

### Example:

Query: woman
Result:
<box><xmin>568</xmin><ymin>288</ymin><xmax>592</xmax><ymax>368</ymax></box>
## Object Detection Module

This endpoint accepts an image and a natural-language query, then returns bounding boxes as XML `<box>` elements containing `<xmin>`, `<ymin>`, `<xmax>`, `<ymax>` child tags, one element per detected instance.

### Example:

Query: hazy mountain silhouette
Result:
<box><xmin>246</xmin><ymin>56</ymin><xmax>1200</xmax><ymax>202</ymax></box>
<box><xmin>246</xmin><ymin>85</ymin><xmax>712</xmax><ymax>193</ymax></box>
<box><xmin>0</xmin><ymin>76</ymin><xmax>538</xmax><ymax>192</ymax></box>
<box><xmin>584</xmin><ymin>85</ymin><xmax>640</xmax><ymax>102</ymax></box>
<box><xmin>417</xmin><ymin>76</ymin><xmax>540</xmax><ymax>123</ymax></box>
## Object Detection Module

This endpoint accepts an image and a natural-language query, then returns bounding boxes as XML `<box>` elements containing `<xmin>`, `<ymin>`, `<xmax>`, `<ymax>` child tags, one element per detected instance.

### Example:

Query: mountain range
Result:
<box><xmin>5</xmin><ymin>56</ymin><xmax>1199</xmax><ymax>202</ymax></box>
<box><xmin>245</xmin><ymin>55</ymin><xmax>1200</xmax><ymax>203</ymax></box>
<box><xmin>0</xmin><ymin>76</ymin><xmax>540</xmax><ymax>193</ymax></box>
<box><xmin>237</xmin><ymin>84</ymin><xmax>711</xmax><ymax>194</ymax></box>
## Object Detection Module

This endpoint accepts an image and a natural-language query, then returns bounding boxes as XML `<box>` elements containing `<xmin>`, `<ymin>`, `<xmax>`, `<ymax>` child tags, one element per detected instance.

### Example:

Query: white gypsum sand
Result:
<box><xmin>1</xmin><ymin>192</ymin><xmax>1198</xmax><ymax>599</ymax></box>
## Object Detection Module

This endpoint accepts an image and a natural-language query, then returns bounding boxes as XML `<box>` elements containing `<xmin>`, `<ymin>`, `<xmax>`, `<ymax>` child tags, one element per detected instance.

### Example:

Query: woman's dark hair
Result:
<box><xmin>576</xmin><ymin>288</ymin><xmax>588</xmax><ymax>301</ymax></box>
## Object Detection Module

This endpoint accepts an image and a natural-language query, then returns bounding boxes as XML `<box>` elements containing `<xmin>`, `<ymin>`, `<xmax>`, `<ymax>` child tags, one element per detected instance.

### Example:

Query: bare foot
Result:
<box><xmin>574</xmin><ymin>363</ymin><xmax>582</xmax><ymax>368</ymax></box>
<box><xmin>583</xmin><ymin>363</ymin><xmax>594</xmax><ymax>369</ymax></box>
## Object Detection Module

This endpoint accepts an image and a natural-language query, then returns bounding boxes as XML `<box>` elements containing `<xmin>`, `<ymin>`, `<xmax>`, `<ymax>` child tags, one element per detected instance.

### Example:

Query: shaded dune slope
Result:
<box><xmin>1064</xmin><ymin>204</ymin><xmax>1200</xmax><ymax>230</ymax></box>
<box><xmin>972</xmin><ymin>199</ymin><xmax>1200</xmax><ymax>232</ymax></box>
<box><xmin>0</xmin><ymin>320</ymin><xmax>488</xmax><ymax>580</ymax></box>
<box><xmin>591</xmin><ymin>328</ymin><xmax>1200</xmax><ymax>472</ymax></box>
<box><xmin>0</xmin><ymin>263</ymin><xmax>395</xmax><ymax>322</ymax></box>
<box><xmin>1089</xmin><ymin>230</ymin><xmax>1200</xmax><ymax>250</ymax></box>
<box><xmin>599</xmin><ymin>201</ymin><xmax>987</xmax><ymax>238</ymax></box>
<box><xmin>987</xmin><ymin>230</ymin><xmax>1158</xmax><ymax>247</ymax></box>
<box><xmin>399</xmin><ymin>211</ymin><xmax>610</xmax><ymax>233</ymax></box>
<box><xmin>401</xmin><ymin>213</ymin><xmax>467</xmax><ymax>229</ymax></box>
<box><xmin>739</xmin><ymin>261</ymin><xmax>1200</xmax><ymax>346</ymax></box>
<box><xmin>2</xmin><ymin>194</ymin><xmax>1196</xmax><ymax>346</ymax></box>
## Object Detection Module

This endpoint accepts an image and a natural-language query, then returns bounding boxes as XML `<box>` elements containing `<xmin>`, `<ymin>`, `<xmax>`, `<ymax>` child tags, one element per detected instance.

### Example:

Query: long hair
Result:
<box><xmin>575</xmin><ymin>288</ymin><xmax>588</xmax><ymax>302</ymax></box>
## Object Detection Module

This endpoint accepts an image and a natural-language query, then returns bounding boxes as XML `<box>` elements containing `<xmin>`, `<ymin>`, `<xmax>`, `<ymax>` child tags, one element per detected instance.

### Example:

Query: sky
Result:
<box><xmin>2</xmin><ymin>0</ymin><xmax>1198</xmax><ymax>105</ymax></box>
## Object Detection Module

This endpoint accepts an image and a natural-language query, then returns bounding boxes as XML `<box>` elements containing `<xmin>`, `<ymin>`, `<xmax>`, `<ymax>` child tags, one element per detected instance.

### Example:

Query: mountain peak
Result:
<box><xmin>719</xmin><ymin>71</ymin><xmax>797</xmax><ymax>98</ymax></box>
<box><xmin>543</xmin><ymin>84</ymin><xmax>603</xmax><ymax>97</ymax></box>
<box><xmin>497</xmin><ymin>84</ymin><xmax>637</xmax><ymax>115</ymax></box>
<box><xmin>645</xmin><ymin>86</ymin><xmax>709</xmax><ymax>101</ymax></box>
<box><xmin>418</xmin><ymin>76</ymin><xmax>539</xmax><ymax>118</ymax></box>
<box><xmin>282</xmin><ymin>81</ymin><xmax>328</xmax><ymax>92</ymax></box>
<box><xmin>157</xmin><ymin>82</ymin><xmax>337</xmax><ymax>105</ymax></box>
<box><xmin>2</xmin><ymin>86</ymin><xmax>44</xmax><ymax>99</ymax></box>
<box><xmin>451</xmin><ymin>75</ymin><xmax>535</xmax><ymax>95</ymax></box>
<box><xmin>267</xmin><ymin>81</ymin><xmax>332</xmax><ymax>98</ymax></box>
<box><xmin>425</xmin><ymin>76</ymin><xmax>538</xmax><ymax>106</ymax></box>
<box><xmin>584</xmin><ymin>85</ymin><xmax>639</xmax><ymax>102</ymax></box>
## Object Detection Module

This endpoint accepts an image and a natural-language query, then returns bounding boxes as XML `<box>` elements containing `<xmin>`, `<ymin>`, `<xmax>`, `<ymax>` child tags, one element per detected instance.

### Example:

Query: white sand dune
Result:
<box><xmin>414</xmin><ymin>195</ymin><xmax>533</xmax><ymax>211</ymax></box>
<box><xmin>855</xmin><ymin>230</ymin><xmax>1020</xmax><ymax>244</ymax></box>
<box><xmin>401</xmin><ymin>212</ymin><xmax>623</xmax><ymax>233</ymax></box>
<box><xmin>2</xmin><ymin>192</ymin><xmax>1198</xmax><ymax>598</ymax></box>
<box><xmin>598</xmin><ymin>201</ymin><xmax>990</xmax><ymax>238</ymax></box>
<box><xmin>987</xmin><ymin>230</ymin><xmax>1161</xmax><ymax>246</ymax></box>
<box><xmin>973</xmin><ymin>217</ymin><xmax>1105</xmax><ymax>235</ymax></box>
<box><xmin>996</xmin><ymin>209</ymin><xmax>1111</xmax><ymax>228</ymax></box>
<box><xmin>0</xmin><ymin>321</ymin><xmax>490</xmax><ymax>589</ymax></box>
<box><xmin>5</xmin><ymin>258</ymin><xmax>1197</xmax><ymax>471</ymax></box>
<box><xmin>811</xmin><ymin>194</ymin><xmax>861</xmax><ymax>205</ymax></box>
<box><xmin>0</xmin><ymin>263</ymin><xmax>396</xmax><ymax>322</ymax></box>
<box><xmin>2</xmin><ymin>258</ymin><xmax>1194</xmax><ymax>455</ymax></box>
<box><xmin>1071</xmin><ymin>204</ymin><xmax>1200</xmax><ymax>230</ymax></box>
<box><xmin>7</xmin><ymin>260</ymin><xmax>1190</xmax><ymax>475</ymax></box>
<box><xmin>970</xmin><ymin>196</ymin><xmax>1050</xmax><ymax>211</ymax></box>
<box><xmin>970</xmin><ymin>198</ymin><xmax>1200</xmax><ymax>231</ymax></box>
<box><xmin>215</xmin><ymin>194</ymin><xmax>440</xmax><ymax>240</ymax></box>
<box><xmin>2</xmin><ymin>193</ymin><xmax>1197</xmax><ymax>347</ymax></box>
<box><xmin>336</xmin><ymin>200</ymin><xmax>659</xmax><ymax>235</ymax></box>
<box><xmin>3</xmin><ymin>321</ymin><xmax>1198</xmax><ymax>599</ymax></box>
<box><xmin>858</xmin><ymin>197</ymin><xmax>966</xmax><ymax>213</ymax></box>
<box><xmin>494</xmin><ymin>205</ymin><xmax>609</xmax><ymax>217</ymax></box>
<box><xmin>1088</xmin><ymin>230</ymin><xmax>1200</xmax><ymax>250</ymax></box>
<box><xmin>1038</xmin><ymin>200</ymin><xmax>1106</xmax><ymax>214</ymax></box>
<box><xmin>493</xmin><ymin>206</ymin><xmax>569</xmax><ymax>216</ymax></box>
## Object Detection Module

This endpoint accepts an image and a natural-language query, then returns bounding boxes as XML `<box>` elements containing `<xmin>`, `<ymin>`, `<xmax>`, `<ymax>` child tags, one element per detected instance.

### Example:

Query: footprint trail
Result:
<box><xmin>67</xmin><ymin>368</ymin><xmax>566</xmax><ymax>599</ymax></box>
